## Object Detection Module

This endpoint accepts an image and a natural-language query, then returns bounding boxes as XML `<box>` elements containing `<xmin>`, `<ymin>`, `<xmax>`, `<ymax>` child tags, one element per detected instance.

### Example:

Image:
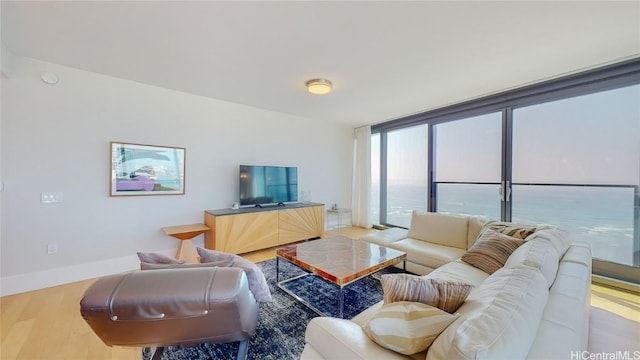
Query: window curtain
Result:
<box><xmin>351</xmin><ymin>125</ymin><xmax>372</xmax><ymax>228</ymax></box>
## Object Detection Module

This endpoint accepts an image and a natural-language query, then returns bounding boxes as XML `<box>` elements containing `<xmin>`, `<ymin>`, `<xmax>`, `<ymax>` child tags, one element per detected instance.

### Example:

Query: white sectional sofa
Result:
<box><xmin>301</xmin><ymin>211</ymin><xmax>592</xmax><ymax>360</ymax></box>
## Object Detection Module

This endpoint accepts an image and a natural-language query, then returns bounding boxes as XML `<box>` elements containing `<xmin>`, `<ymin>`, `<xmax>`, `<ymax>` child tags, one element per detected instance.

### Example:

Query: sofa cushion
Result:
<box><xmin>363</xmin><ymin>301</ymin><xmax>459</xmax><ymax>355</ymax></box>
<box><xmin>559</xmin><ymin>241</ymin><xmax>592</xmax><ymax>268</ymax></box>
<box><xmin>481</xmin><ymin>220</ymin><xmax>538</xmax><ymax>239</ymax></box>
<box><xmin>527</xmin><ymin>228</ymin><xmax>574</xmax><ymax>258</ymax></box>
<box><xmin>424</xmin><ymin>259</ymin><xmax>490</xmax><ymax>288</ymax></box>
<box><xmin>467</xmin><ymin>216</ymin><xmax>487</xmax><ymax>249</ymax></box>
<box><xmin>526</xmin><ymin>254</ymin><xmax>592</xmax><ymax>359</ymax></box>
<box><xmin>505</xmin><ymin>239</ymin><xmax>559</xmax><ymax>288</ymax></box>
<box><xmin>197</xmin><ymin>247</ymin><xmax>272</xmax><ymax>302</ymax></box>
<box><xmin>390</xmin><ymin>238</ymin><xmax>467</xmax><ymax>270</ymax></box>
<box><xmin>427</xmin><ymin>265</ymin><xmax>549</xmax><ymax>360</ymax></box>
<box><xmin>461</xmin><ymin>230</ymin><xmax>525</xmax><ymax>274</ymax></box>
<box><xmin>407</xmin><ymin>211</ymin><xmax>470</xmax><ymax>250</ymax></box>
<box><xmin>381</xmin><ymin>274</ymin><xmax>472</xmax><ymax>313</ymax></box>
<box><xmin>140</xmin><ymin>259</ymin><xmax>233</xmax><ymax>270</ymax></box>
<box><xmin>304</xmin><ymin>317</ymin><xmax>410</xmax><ymax>360</ymax></box>
<box><xmin>136</xmin><ymin>252</ymin><xmax>185</xmax><ymax>265</ymax></box>
<box><xmin>359</xmin><ymin>227</ymin><xmax>409</xmax><ymax>247</ymax></box>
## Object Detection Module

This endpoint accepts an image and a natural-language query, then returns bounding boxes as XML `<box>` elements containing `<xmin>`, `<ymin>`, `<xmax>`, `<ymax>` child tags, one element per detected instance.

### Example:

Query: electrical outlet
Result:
<box><xmin>47</xmin><ymin>243</ymin><xmax>58</xmax><ymax>255</ymax></box>
<box><xmin>41</xmin><ymin>192</ymin><xmax>64</xmax><ymax>203</ymax></box>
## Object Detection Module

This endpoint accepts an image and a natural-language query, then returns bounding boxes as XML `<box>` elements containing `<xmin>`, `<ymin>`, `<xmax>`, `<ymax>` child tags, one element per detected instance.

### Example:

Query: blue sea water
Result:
<box><xmin>374</xmin><ymin>184</ymin><xmax>638</xmax><ymax>266</ymax></box>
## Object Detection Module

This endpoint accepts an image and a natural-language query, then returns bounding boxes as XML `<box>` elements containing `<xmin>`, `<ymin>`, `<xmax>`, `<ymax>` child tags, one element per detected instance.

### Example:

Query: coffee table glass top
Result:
<box><xmin>276</xmin><ymin>236</ymin><xmax>406</xmax><ymax>286</ymax></box>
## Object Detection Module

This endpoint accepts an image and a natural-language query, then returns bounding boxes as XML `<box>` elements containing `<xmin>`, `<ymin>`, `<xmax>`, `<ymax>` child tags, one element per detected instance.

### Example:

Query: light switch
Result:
<box><xmin>41</xmin><ymin>192</ymin><xmax>64</xmax><ymax>203</ymax></box>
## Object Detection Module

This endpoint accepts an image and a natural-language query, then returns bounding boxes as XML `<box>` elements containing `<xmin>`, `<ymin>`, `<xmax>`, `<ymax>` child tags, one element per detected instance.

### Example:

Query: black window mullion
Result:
<box><xmin>502</xmin><ymin>107</ymin><xmax>514</xmax><ymax>222</ymax></box>
<box><xmin>635</xmin><ymin>185</ymin><xmax>640</xmax><ymax>267</ymax></box>
<box><xmin>428</xmin><ymin>124</ymin><xmax>437</xmax><ymax>212</ymax></box>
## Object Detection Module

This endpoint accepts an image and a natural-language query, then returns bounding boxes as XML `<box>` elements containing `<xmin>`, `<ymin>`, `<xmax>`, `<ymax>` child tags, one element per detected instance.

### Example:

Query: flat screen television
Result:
<box><xmin>239</xmin><ymin>165</ymin><xmax>298</xmax><ymax>206</ymax></box>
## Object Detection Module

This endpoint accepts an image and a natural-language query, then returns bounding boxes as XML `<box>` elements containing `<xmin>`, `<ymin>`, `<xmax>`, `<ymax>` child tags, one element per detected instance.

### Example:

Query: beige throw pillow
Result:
<box><xmin>381</xmin><ymin>274</ymin><xmax>472</xmax><ymax>314</ymax></box>
<box><xmin>363</xmin><ymin>301</ymin><xmax>459</xmax><ymax>355</ymax></box>
<box><xmin>482</xmin><ymin>220</ymin><xmax>537</xmax><ymax>239</ymax></box>
<box><xmin>461</xmin><ymin>229</ymin><xmax>525</xmax><ymax>274</ymax></box>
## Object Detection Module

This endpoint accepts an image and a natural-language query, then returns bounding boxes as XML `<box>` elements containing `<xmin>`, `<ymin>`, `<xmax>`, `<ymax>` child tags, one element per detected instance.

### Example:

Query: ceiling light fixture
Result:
<box><xmin>40</xmin><ymin>72</ymin><xmax>59</xmax><ymax>85</ymax></box>
<box><xmin>305</xmin><ymin>78</ymin><xmax>332</xmax><ymax>95</ymax></box>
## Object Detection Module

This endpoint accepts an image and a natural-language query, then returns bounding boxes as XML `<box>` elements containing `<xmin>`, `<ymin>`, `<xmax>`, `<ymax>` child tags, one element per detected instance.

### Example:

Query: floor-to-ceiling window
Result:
<box><xmin>370</xmin><ymin>58</ymin><xmax>640</xmax><ymax>283</ymax></box>
<box><xmin>385</xmin><ymin>125</ymin><xmax>428</xmax><ymax>228</ymax></box>
<box><xmin>435</xmin><ymin>112</ymin><xmax>502</xmax><ymax>219</ymax></box>
<box><xmin>512</xmin><ymin>84</ymin><xmax>640</xmax><ymax>267</ymax></box>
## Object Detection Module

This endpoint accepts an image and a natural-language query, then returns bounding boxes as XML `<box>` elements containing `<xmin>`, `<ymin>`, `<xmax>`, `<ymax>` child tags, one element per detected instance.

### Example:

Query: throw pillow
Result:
<box><xmin>363</xmin><ymin>301</ymin><xmax>459</xmax><ymax>355</ymax></box>
<box><xmin>461</xmin><ymin>229</ymin><xmax>525</xmax><ymax>274</ymax></box>
<box><xmin>140</xmin><ymin>259</ymin><xmax>233</xmax><ymax>270</ymax></box>
<box><xmin>481</xmin><ymin>220</ymin><xmax>537</xmax><ymax>240</ymax></box>
<box><xmin>197</xmin><ymin>247</ymin><xmax>272</xmax><ymax>303</ymax></box>
<box><xmin>381</xmin><ymin>274</ymin><xmax>472</xmax><ymax>314</ymax></box>
<box><xmin>136</xmin><ymin>252</ymin><xmax>185</xmax><ymax>264</ymax></box>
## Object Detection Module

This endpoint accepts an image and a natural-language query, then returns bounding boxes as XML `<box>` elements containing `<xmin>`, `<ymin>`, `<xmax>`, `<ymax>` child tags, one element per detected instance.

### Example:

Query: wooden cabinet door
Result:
<box><xmin>215</xmin><ymin>211</ymin><xmax>279</xmax><ymax>254</ymax></box>
<box><xmin>279</xmin><ymin>205</ymin><xmax>325</xmax><ymax>244</ymax></box>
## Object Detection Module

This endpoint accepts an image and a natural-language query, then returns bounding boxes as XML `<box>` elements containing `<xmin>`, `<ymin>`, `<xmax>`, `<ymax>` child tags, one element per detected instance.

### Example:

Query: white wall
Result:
<box><xmin>0</xmin><ymin>54</ymin><xmax>354</xmax><ymax>296</ymax></box>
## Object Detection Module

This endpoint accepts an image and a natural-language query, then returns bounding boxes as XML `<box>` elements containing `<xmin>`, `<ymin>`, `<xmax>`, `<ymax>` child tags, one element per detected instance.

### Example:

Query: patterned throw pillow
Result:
<box><xmin>381</xmin><ymin>274</ymin><xmax>472</xmax><ymax>314</ymax></box>
<box><xmin>482</xmin><ymin>220</ymin><xmax>537</xmax><ymax>239</ymax></box>
<box><xmin>461</xmin><ymin>229</ymin><xmax>525</xmax><ymax>274</ymax></box>
<box><xmin>140</xmin><ymin>259</ymin><xmax>233</xmax><ymax>270</ymax></box>
<box><xmin>136</xmin><ymin>252</ymin><xmax>185</xmax><ymax>264</ymax></box>
<box><xmin>363</xmin><ymin>301</ymin><xmax>459</xmax><ymax>355</ymax></box>
<box><xmin>197</xmin><ymin>247</ymin><xmax>272</xmax><ymax>303</ymax></box>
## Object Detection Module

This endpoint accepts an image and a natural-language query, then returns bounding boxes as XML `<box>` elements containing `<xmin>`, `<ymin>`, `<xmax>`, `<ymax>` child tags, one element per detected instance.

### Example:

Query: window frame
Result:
<box><xmin>371</xmin><ymin>57</ymin><xmax>640</xmax><ymax>283</ymax></box>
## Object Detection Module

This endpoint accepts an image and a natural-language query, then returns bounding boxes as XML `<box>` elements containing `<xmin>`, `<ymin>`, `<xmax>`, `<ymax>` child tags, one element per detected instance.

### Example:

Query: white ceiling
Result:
<box><xmin>2</xmin><ymin>1</ymin><xmax>639</xmax><ymax>127</ymax></box>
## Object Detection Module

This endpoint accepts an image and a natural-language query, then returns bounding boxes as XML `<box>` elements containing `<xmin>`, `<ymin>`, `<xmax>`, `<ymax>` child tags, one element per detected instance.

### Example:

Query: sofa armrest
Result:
<box><xmin>302</xmin><ymin>317</ymin><xmax>407</xmax><ymax>360</ymax></box>
<box><xmin>359</xmin><ymin>228</ymin><xmax>408</xmax><ymax>247</ymax></box>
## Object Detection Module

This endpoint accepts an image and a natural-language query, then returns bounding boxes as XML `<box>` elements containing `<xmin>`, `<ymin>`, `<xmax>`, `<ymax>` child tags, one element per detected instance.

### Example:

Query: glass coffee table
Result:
<box><xmin>276</xmin><ymin>235</ymin><xmax>407</xmax><ymax>318</ymax></box>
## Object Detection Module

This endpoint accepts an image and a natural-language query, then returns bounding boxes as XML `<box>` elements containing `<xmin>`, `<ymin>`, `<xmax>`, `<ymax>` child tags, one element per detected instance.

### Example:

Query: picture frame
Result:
<box><xmin>110</xmin><ymin>141</ymin><xmax>186</xmax><ymax>196</ymax></box>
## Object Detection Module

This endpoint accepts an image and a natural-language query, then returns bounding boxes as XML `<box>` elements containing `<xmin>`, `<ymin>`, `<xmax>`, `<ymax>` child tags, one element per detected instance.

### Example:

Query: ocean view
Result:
<box><xmin>373</xmin><ymin>183</ymin><xmax>638</xmax><ymax>266</ymax></box>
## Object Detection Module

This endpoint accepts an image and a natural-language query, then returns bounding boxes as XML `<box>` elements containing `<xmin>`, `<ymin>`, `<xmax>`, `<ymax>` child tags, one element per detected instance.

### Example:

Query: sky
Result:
<box><xmin>372</xmin><ymin>84</ymin><xmax>640</xmax><ymax>186</ymax></box>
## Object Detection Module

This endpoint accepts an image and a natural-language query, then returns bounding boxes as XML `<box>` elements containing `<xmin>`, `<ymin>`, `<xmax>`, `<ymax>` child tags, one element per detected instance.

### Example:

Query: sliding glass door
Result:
<box><xmin>435</xmin><ymin>113</ymin><xmax>502</xmax><ymax>219</ymax></box>
<box><xmin>385</xmin><ymin>125</ymin><xmax>428</xmax><ymax>228</ymax></box>
<box><xmin>511</xmin><ymin>84</ymin><xmax>640</xmax><ymax>267</ymax></box>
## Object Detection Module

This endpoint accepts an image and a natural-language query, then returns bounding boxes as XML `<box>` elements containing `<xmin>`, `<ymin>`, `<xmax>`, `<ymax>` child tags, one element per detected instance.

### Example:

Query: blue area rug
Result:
<box><xmin>141</xmin><ymin>258</ymin><xmax>404</xmax><ymax>360</ymax></box>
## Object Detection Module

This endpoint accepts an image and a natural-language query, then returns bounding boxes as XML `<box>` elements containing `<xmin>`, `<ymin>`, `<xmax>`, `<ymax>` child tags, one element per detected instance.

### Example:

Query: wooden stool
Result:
<box><xmin>162</xmin><ymin>224</ymin><xmax>210</xmax><ymax>263</ymax></box>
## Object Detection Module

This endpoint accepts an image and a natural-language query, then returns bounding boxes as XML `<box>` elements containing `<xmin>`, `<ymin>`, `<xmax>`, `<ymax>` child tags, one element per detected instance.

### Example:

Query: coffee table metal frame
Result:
<box><xmin>275</xmin><ymin>236</ymin><xmax>406</xmax><ymax>318</ymax></box>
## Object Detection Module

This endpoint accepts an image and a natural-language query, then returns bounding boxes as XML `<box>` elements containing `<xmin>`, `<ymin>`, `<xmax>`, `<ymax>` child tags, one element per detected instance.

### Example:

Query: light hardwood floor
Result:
<box><xmin>1</xmin><ymin>227</ymin><xmax>638</xmax><ymax>359</ymax></box>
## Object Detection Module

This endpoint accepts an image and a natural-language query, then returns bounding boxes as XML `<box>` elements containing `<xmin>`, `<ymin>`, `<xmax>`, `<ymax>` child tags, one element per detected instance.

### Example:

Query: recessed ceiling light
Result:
<box><xmin>305</xmin><ymin>79</ymin><xmax>332</xmax><ymax>95</ymax></box>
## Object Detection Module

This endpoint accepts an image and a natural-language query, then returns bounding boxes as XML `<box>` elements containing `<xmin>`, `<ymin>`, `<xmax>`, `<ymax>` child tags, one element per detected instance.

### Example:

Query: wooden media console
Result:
<box><xmin>204</xmin><ymin>203</ymin><xmax>325</xmax><ymax>254</ymax></box>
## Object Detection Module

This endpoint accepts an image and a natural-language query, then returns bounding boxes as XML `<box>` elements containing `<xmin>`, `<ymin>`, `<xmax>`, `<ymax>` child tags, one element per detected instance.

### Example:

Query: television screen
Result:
<box><xmin>239</xmin><ymin>165</ymin><xmax>298</xmax><ymax>206</ymax></box>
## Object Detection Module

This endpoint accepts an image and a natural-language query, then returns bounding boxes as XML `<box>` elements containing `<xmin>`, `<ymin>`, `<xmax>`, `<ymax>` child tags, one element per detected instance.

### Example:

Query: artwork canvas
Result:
<box><xmin>110</xmin><ymin>142</ymin><xmax>185</xmax><ymax>196</ymax></box>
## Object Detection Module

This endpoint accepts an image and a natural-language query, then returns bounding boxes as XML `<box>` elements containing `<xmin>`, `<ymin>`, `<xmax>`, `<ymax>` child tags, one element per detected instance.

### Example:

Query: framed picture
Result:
<box><xmin>110</xmin><ymin>142</ymin><xmax>185</xmax><ymax>196</ymax></box>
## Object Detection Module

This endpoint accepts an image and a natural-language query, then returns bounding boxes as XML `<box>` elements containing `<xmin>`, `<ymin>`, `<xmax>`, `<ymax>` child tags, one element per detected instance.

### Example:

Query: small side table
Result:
<box><xmin>327</xmin><ymin>208</ymin><xmax>351</xmax><ymax>233</ymax></box>
<box><xmin>162</xmin><ymin>223</ymin><xmax>211</xmax><ymax>263</ymax></box>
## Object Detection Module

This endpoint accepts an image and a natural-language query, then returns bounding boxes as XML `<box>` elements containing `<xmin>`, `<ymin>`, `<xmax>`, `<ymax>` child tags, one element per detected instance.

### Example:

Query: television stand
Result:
<box><xmin>204</xmin><ymin>203</ymin><xmax>325</xmax><ymax>254</ymax></box>
<box><xmin>253</xmin><ymin>202</ymin><xmax>285</xmax><ymax>208</ymax></box>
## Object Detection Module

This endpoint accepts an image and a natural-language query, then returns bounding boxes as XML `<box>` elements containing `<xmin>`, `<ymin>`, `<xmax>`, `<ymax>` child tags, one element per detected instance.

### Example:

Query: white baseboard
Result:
<box><xmin>0</xmin><ymin>249</ymin><xmax>175</xmax><ymax>297</ymax></box>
